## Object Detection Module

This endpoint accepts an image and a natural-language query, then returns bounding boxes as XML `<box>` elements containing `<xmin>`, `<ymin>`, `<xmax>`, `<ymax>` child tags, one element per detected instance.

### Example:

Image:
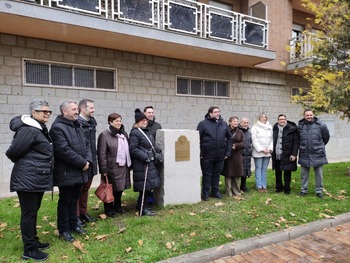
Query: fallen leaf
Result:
<box><xmin>73</xmin><ymin>240</ymin><xmax>87</xmax><ymax>253</ymax></box>
<box><xmin>168</xmin><ymin>210</ymin><xmax>174</xmax><ymax>215</ymax></box>
<box><xmin>319</xmin><ymin>213</ymin><xmax>336</xmax><ymax>219</ymax></box>
<box><xmin>290</xmin><ymin>212</ymin><xmax>296</xmax><ymax>217</ymax></box>
<box><xmin>166</xmin><ymin>242</ymin><xmax>172</xmax><ymax>249</ymax></box>
<box><xmin>161</xmin><ymin>231</ymin><xmax>165</xmax><ymax>235</ymax></box>
<box><xmin>216</xmin><ymin>245</ymin><xmax>224</xmax><ymax>250</ymax></box>
<box><xmin>99</xmin><ymin>214</ymin><xmax>107</xmax><ymax>220</ymax></box>
<box><xmin>95</xmin><ymin>234</ymin><xmax>108</xmax><ymax>241</ymax></box>
<box><xmin>117</xmin><ymin>228</ymin><xmax>126</xmax><ymax>234</ymax></box>
<box><xmin>215</xmin><ymin>202</ymin><xmax>224</xmax><ymax>207</ymax></box>
<box><xmin>189</xmin><ymin>232</ymin><xmax>196</xmax><ymax>237</ymax></box>
<box><xmin>225</xmin><ymin>233</ymin><xmax>233</xmax><ymax>239</ymax></box>
<box><xmin>53</xmin><ymin>230</ymin><xmax>59</xmax><ymax>236</ymax></box>
<box><xmin>13</xmin><ymin>203</ymin><xmax>20</xmax><ymax>208</ymax></box>
<box><xmin>278</xmin><ymin>217</ymin><xmax>287</xmax><ymax>223</ymax></box>
<box><xmin>36</xmin><ymin>225</ymin><xmax>43</xmax><ymax>229</ymax></box>
<box><xmin>42</xmin><ymin>231</ymin><xmax>50</xmax><ymax>235</ymax></box>
<box><xmin>272</xmin><ymin>222</ymin><xmax>281</xmax><ymax>228</ymax></box>
<box><xmin>84</xmin><ymin>235</ymin><xmax>90</xmax><ymax>241</ymax></box>
<box><xmin>92</xmin><ymin>204</ymin><xmax>100</xmax><ymax>210</ymax></box>
<box><xmin>0</xmin><ymin>223</ymin><xmax>7</xmax><ymax>228</ymax></box>
<box><xmin>125</xmin><ymin>247</ymin><xmax>132</xmax><ymax>253</ymax></box>
<box><xmin>49</xmin><ymin>222</ymin><xmax>56</xmax><ymax>228</ymax></box>
<box><xmin>189</xmin><ymin>212</ymin><xmax>196</xmax><ymax>216</ymax></box>
<box><xmin>138</xmin><ymin>240</ymin><xmax>143</xmax><ymax>246</ymax></box>
<box><xmin>59</xmin><ymin>255</ymin><xmax>68</xmax><ymax>260</ymax></box>
<box><xmin>336</xmin><ymin>226</ymin><xmax>343</xmax><ymax>232</ymax></box>
<box><xmin>43</xmin><ymin>216</ymin><xmax>49</xmax><ymax>221</ymax></box>
<box><xmin>324</xmin><ymin>209</ymin><xmax>334</xmax><ymax>214</ymax></box>
<box><xmin>265</xmin><ymin>198</ymin><xmax>272</xmax><ymax>205</ymax></box>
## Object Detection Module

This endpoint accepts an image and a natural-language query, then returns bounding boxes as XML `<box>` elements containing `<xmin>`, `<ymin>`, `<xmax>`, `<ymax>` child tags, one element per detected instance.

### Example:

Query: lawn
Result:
<box><xmin>0</xmin><ymin>162</ymin><xmax>349</xmax><ymax>262</ymax></box>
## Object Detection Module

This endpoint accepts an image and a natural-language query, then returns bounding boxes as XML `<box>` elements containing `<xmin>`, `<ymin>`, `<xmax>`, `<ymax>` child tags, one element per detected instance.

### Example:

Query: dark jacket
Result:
<box><xmin>298</xmin><ymin>117</ymin><xmax>330</xmax><ymax>167</ymax></box>
<box><xmin>129</xmin><ymin>126</ymin><xmax>161</xmax><ymax>192</ymax></box>
<box><xmin>197</xmin><ymin>114</ymin><xmax>231</xmax><ymax>161</ymax></box>
<box><xmin>147</xmin><ymin>118</ymin><xmax>162</xmax><ymax>140</ymax></box>
<box><xmin>78</xmin><ymin>115</ymin><xmax>97</xmax><ymax>177</ymax></box>
<box><xmin>49</xmin><ymin>115</ymin><xmax>92</xmax><ymax>187</ymax></box>
<box><xmin>6</xmin><ymin>115</ymin><xmax>53</xmax><ymax>192</ymax></box>
<box><xmin>222</xmin><ymin>127</ymin><xmax>244</xmax><ymax>178</ymax></box>
<box><xmin>272</xmin><ymin>121</ymin><xmax>299</xmax><ymax>171</ymax></box>
<box><xmin>238</xmin><ymin>124</ymin><xmax>253</xmax><ymax>177</ymax></box>
<box><xmin>97</xmin><ymin>125</ymin><xmax>131</xmax><ymax>191</ymax></box>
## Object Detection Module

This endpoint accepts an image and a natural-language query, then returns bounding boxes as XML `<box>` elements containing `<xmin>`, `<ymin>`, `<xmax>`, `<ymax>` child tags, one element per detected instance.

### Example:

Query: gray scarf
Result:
<box><xmin>276</xmin><ymin>125</ymin><xmax>284</xmax><ymax>160</ymax></box>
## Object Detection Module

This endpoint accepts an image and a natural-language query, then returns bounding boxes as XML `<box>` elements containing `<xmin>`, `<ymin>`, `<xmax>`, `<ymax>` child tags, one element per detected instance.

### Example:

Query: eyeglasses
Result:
<box><xmin>35</xmin><ymin>110</ymin><xmax>52</xmax><ymax>115</ymax></box>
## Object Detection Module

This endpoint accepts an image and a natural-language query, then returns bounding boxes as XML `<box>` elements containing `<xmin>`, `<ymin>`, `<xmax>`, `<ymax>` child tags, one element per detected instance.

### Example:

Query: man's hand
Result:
<box><xmin>82</xmin><ymin>162</ymin><xmax>90</xmax><ymax>171</ymax></box>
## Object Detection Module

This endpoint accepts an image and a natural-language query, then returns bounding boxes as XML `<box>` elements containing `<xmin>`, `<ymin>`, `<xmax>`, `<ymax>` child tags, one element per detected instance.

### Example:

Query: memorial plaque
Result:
<box><xmin>175</xmin><ymin>135</ymin><xmax>190</xmax><ymax>161</ymax></box>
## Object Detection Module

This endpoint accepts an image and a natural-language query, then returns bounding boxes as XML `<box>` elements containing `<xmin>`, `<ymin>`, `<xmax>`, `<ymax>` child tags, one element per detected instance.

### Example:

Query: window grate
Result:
<box><xmin>24</xmin><ymin>60</ymin><xmax>116</xmax><ymax>90</ymax></box>
<box><xmin>177</xmin><ymin>76</ymin><xmax>230</xmax><ymax>97</ymax></box>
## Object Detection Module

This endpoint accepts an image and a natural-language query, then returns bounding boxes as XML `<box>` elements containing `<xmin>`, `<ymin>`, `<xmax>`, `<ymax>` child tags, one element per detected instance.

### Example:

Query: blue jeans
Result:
<box><xmin>254</xmin><ymin>157</ymin><xmax>270</xmax><ymax>189</ymax></box>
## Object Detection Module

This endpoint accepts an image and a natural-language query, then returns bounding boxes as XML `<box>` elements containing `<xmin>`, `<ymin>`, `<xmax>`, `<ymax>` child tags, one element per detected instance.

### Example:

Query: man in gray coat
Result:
<box><xmin>298</xmin><ymin>109</ymin><xmax>330</xmax><ymax>198</ymax></box>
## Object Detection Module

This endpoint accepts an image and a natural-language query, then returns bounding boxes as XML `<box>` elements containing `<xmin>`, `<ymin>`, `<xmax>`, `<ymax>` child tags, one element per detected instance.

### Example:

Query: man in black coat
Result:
<box><xmin>272</xmin><ymin>114</ymin><xmax>299</xmax><ymax>194</ymax></box>
<box><xmin>197</xmin><ymin>106</ymin><xmax>231</xmax><ymax>201</ymax></box>
<box><xmin>49</xmin><ymin>100</ymin><xmax>92</xmax><ymax>243</ymax></box>
<box><xmin>77</xmin><ymin>99</ymin><xmax>97</xmax><ymax>225</ymax></box>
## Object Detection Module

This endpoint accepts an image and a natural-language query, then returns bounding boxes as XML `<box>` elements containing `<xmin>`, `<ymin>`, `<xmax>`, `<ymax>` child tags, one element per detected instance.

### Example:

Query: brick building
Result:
<box><xmin>0</xmin><ymin>0</ymin><xmax>348</xmax><ymax>197</ymax></box>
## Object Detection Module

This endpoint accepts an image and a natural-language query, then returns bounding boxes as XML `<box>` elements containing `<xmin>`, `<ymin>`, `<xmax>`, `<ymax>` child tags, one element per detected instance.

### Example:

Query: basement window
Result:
<box><xmin>176</xmin><ymin>76</ymin><xmax>230</xmax><ymax>97</ymax></box>
<box><xmin>23</xmin><ymin>59</ymin><xmax>116</xmax><ymax>90</ymax></box>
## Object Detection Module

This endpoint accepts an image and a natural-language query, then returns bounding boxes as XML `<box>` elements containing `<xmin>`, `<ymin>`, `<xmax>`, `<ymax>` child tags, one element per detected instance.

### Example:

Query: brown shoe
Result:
<box><xmin>258</xmin><ymin>188</ymin><xmax>264</xmax><ymax>193</ymax></box>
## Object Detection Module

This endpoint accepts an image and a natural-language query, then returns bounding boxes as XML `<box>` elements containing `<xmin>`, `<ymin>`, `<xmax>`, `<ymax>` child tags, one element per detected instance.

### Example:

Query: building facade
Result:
<box><xmin>0</xmin><ymin>0</ymin><xmax>348</xmax><ymax>197</ymax></box>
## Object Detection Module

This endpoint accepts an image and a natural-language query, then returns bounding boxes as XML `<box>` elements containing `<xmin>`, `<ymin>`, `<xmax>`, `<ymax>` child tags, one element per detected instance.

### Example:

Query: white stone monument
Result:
<box><xmin>155</xmin><ymin>129</ymin><xmax>201</xmax><ymax>206</ymax></box>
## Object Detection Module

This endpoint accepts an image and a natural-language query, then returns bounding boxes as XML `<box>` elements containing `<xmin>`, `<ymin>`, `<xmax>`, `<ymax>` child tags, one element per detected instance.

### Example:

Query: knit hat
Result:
<box><xmin>134</xmin><ymin>108</ymin><xmax>147</xmax><ymax>123</ymax></box>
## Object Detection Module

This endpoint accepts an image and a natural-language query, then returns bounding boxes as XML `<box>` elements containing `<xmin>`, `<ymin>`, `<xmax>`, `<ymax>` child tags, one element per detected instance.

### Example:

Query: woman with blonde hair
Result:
<box><xmin>251</xmin><ymin>113</ymin><xmax>273</xmax><ymax>192</ymax></box>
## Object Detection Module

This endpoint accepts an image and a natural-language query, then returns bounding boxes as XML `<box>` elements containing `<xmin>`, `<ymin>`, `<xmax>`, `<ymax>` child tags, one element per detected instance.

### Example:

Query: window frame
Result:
<box><xmin>176</xmin><ymin>75</ymin><xmax>230</xmax><ymax>98</ymax></box>
<box><xmin>22</xmin><ymin>59</ymin><xmax>118</xmax><ymax>91</ymax></box>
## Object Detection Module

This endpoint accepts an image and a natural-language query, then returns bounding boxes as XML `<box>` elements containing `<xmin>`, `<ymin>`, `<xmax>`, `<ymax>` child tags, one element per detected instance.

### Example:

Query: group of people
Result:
<box><xmin>6</xmin><ymin>99</ymin><xmax>162</xmax><ymax>261</ymax></box>
<box><xmin>197</xmin><ymin>106</ymin><xmax>330</xmax><ymax>201</ymax></box>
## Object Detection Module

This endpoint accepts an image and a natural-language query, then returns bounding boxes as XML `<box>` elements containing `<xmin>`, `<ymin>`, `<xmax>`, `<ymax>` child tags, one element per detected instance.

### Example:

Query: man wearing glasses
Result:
<box><xmin>197</xmin><ymin>106</ymin><xmax>231</xmax><ymax>201</ymax></box>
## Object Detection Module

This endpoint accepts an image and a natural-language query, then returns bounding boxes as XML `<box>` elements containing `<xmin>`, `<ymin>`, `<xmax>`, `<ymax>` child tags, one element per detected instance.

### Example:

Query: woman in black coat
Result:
<box><xmin>272</xmin><ymin>115</ymin><xmax>299</xmax><ymax>194</ymax></box>
<box><xmin>129</xmin><ymin>109</ymin><xmax>161</xmax><ymax>216</ymax></box>
<box><xmin>6</xmin><ymin>99</ymin><xmax>53</xmax><ymax>262</ymax></box>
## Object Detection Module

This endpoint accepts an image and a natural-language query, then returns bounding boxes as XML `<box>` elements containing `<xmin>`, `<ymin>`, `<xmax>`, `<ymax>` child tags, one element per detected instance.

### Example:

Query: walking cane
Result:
<box><xmin>139</xmin><ymin>163</ymin><xmax>149</xmax><ymax>216</ymax></box>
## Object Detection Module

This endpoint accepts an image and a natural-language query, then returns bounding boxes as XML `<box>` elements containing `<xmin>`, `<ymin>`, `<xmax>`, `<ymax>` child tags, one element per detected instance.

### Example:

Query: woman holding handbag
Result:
<box><xmin>129</xmin><ymin>109</ymin><xmax>161</xmax><ymax>216</ymax></box>
<box><xmin>97</xmin><ymin>113</ymin><xmax>131</xmax><ymax>217</ymax></box>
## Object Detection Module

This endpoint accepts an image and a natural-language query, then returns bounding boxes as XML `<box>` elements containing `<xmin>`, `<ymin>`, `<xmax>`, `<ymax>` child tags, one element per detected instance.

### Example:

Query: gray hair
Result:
<box><xmin>29</xmin><ymin>99</ymin><xmax>49</xmax><ymax>113</ymax></box>
<box><xmin>59</xmin><ymin>100</ymin><xmax>77</xmax><ymax>115</ymax></box>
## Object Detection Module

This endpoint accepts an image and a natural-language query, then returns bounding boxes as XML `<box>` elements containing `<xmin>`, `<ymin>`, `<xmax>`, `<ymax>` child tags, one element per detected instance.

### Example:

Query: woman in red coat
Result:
<box><xmin>222</xmin><ymin>116</ymin><xmax>245</xmax><ymax>196</ymax></box>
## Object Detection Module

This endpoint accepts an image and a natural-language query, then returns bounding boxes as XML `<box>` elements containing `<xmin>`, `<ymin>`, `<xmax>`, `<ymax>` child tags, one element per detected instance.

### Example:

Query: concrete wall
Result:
<box><xmin>1</xmin><ymin>33</ymin><xmax>349</xmax><ymax>197</ymax></box>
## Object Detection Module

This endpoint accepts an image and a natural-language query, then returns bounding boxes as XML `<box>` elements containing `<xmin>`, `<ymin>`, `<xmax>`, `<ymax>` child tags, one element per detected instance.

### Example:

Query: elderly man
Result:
<box><xmin>298</xmin><ymin>109</ymin><xmax>330</xmax><ymax>198</ymax></box>
<box><xmin>50</xmin><ymin>101</ymin><xmax>92</xmax><ymax>243</ymax></box>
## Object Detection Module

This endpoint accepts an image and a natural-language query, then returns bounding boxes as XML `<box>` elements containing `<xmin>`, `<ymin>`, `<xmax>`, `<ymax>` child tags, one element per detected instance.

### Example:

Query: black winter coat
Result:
<box><xmin>49</xmin><ymin>115</ymin><xmax>92</xmax><ymax>187</ymax></box>
<box><xmin>147</xmin><ymin>118</ymin><xmax>162</xmax><ymax>140</ymax></box>
<box><xmin>238</xmin><ymin>124</ymin><xmax>253</xmax><ymax>177</ymax></box>
<box><xmin>129</xmin><ymin>126</ymin><xmax>161</xmax><ymax>192</ymax></box>
<box><xmin>78</xmin><ymin>116</ymin><xmax>97</xmax><ymax>177</ymax></box>
<box><xmin>272</xmin><ymin>121</ymin><xmax>299</xmax><ymax>171</ymax></box>
<box><xmin>6</xmin><ymin>115</ymin><xmax>53</xmax><ymax>192</ymax></box>
<box><xmin>298</xmin><ymin>117</ymin><xmax>329</xmax><ymax>167</ymax></box>
<box><xmin>197</xmin><ymin>114</ymin><xmax>231</xmax><ymax>161</ymax></box>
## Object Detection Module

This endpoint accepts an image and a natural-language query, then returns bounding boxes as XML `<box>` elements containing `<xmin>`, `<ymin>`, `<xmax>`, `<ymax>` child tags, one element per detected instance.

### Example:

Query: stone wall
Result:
<box><xmin>1</xmin><ymin>33</ymin><xmax>349</xmax><ymax>197</ymax></box>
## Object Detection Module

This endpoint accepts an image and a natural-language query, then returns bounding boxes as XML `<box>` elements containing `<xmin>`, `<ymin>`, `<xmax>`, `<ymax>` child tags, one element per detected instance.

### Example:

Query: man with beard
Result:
<box><xmin>50</xmin><ymin>101</ymin><xmax>92</xmax><ymax>243</ymax></box>
<box><xmin>77</xmin><ymin>99</ymin><xmax>97</xmax><ymax>226</ymax></box>
<box><xmin>197</xmin><ymin>106</ymin><xmax>231</xmax><ymax>201</ymax></box>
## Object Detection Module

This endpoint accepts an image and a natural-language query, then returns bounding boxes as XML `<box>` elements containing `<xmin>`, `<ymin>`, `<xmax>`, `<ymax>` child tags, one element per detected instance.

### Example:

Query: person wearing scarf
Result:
<box><xmin>97</xmin><ymin>113</ymin><xmax>131</xmax><ymax>217</ymax></box>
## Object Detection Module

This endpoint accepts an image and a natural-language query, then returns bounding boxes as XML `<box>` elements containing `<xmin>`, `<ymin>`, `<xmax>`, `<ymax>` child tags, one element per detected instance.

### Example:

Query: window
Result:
<box><xmin>24</xmin><ymin>59</ymin><xmax>116</xmax><ymax>90</ymax></box>
<box><xmin>176</xmin><ymin>76</ymin><xmax>230</xmax><ymax>97</ymax></box>
<box><xmin>250</xmin><ymin>2</ymin><xmax>267</xmax><ymax>20</ymax></box>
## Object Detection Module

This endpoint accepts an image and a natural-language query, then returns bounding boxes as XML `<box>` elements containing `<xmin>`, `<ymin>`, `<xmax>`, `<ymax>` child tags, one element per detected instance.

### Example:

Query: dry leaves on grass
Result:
<box><xmin>189</xmin><ymin>212</ymin><xmax>196</xmax><ymax>216</ymax></box>
<box><xmin>138</xmin><ymin>240</ymin><xmax>143</xmax><ymax>246</ymax></box>
<box><xmin>215</xmin><ymin>202</ymin><xmax>224</xmax><ymax>207</ymax></box>
<box><xmin>224</xmin><ymin>233</ymin><xmax>233</xmax><ymax>239</ymax></box>
<box><xmin>265</xmin><ymin>198</ymin><xmax>272</xmax><ymax>205</ymax></box>
<box><xmin>168</xmin><ymin>210</ymin><xmax>174</xmax><ymax>215</ymax></box>
<box><xmin>125</xmin><ymin>247</ymin><xmax>132</xmax><ymax>253</ymax></box>
<box><xmin>189</xmin><ymin>232</ymin><xmax>196</xmax><ymax>237</ymax></box>
<box><xmin>0</xmin><ymin>222</ymin><xmax>7</xmax><ymax>229</ymax></box>
<box><xmin>73</xmin><ymin>240</ymin><xmax>87</xmax><ymax>253</ymax></box>
<box><xmin>117</xmin><ymin>227</ymin><xmax>126</xmax><ymax>234</ymax></box>
<box><xmin>13</xmin><ymin>203</ymin><xmax>20</xmax><ymax>208</ymax></box>
<box><xmin>49</xmin><ymin>222</ymin><xmax>56</xmax><ymax>228</ymax></box>
<box><xmin>43</xmin><ymin>216</ymin><xmax>49</xmax><ymax>221</ymax></box>
<box><xmin>95</xmin><ymin>234</ymin><xmax>108</xmax><ymax>241</ymax></box>
<box><xmin>319</xmin><ymin>213</ymin><xmax>337</xmax><ymax>219</ymax></box>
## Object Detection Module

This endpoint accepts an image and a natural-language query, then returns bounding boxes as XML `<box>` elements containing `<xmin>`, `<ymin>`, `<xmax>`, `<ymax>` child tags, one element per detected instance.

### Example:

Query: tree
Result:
<box><xmin>293</xmin><ymin>0</ymin><xmax>350</xmax><ymax>119</ymax></box>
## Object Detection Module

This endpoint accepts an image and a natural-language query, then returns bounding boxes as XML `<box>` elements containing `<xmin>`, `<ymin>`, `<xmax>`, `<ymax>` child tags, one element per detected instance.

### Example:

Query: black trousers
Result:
<box><xmin>104</xmin><ymin>191</ymin><xmax>123</xmax><ymax>214</ymax></box>
<box><xmin>17</xmin><ymin>191</ymin><xmax>44</xmax><ymax>252</ymax></box>
<box><xmin>57</xmin><ymin>184</ymin><xmax>82</xmax><ymax>234</ymax></box>
<box><xmin>275</xmin><ymin>159</ymin><xmax>291</xmax><ymax>192</ymax></box>
<box><xmin>200</xmin><ymin>159</ymin><xmax>225</xmax><ymax>195</ymax></box>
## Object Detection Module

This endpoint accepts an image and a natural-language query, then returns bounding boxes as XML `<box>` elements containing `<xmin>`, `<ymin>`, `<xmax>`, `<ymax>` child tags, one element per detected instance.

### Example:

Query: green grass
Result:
<box><xmin>1</xmin><ymin>162</ymin><xmax>350</xmax><ymax>262</ymax></box>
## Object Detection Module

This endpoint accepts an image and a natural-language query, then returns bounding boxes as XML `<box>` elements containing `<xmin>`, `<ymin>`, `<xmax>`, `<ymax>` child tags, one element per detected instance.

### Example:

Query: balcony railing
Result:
<box><xmin>289</xmin><ymin>33</ymin><xmax>317</xmax><ymax>63</ymax></box>
<box><xmin>27</xmin><ymin>0</ymin><xmax>269</xmax><ymax>49</ymax></box>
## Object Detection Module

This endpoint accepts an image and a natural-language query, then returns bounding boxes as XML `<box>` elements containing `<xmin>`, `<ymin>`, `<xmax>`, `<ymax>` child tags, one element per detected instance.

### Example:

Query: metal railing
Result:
<box><xmin>289</xmin><ymin>33</ymin><xmax>316</xmax><ymax>63</ymax></box>
<box><xmin>29</xmin><ymin>0</ymin><xmax>270</xmax><ymax>49</ymax></box>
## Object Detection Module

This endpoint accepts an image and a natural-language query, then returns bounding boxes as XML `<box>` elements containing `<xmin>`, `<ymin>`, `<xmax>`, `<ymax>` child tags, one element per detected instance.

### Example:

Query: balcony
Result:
<box><xmin>0</xmin><ymin>0</ymin><xmax>275</xmax><ymax>67</ymax></box>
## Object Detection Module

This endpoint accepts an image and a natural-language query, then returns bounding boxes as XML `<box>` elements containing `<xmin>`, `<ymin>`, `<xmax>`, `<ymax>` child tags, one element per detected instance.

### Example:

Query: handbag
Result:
<box><xmin>138</xmin><ymin>128</ymin><xmax>163</xmax><ymax>167</ymax></box>
<box><xmin>95</xmin><ymin>174</ymin><xmax>114</xmax><ymax>203</ymax></box>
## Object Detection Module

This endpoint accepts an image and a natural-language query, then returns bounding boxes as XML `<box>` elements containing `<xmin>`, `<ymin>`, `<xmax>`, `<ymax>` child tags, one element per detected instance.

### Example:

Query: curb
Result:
<box><xmin>157</xmin><ymin>212</ymin><xmax>350</xmax><ymax>263</ymax></box>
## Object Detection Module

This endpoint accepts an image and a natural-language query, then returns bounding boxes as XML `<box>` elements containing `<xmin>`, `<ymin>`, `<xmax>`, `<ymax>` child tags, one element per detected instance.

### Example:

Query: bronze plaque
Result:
<box><xmin>175</xmin><ymin>135</ymin><xmax>190</xmax><ymax>161</ymax></box>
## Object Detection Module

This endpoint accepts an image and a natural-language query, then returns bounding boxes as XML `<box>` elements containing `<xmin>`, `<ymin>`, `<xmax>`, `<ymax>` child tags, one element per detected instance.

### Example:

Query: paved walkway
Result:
<box><xmin>158</xmin><ymin>213</ymin><xmax>350</xmax><ymax>263</ymax></box>
<box><xmin>211</xmin><ymin>222</ymin><xmax>350</xmax><ymax>263</ymax></box>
